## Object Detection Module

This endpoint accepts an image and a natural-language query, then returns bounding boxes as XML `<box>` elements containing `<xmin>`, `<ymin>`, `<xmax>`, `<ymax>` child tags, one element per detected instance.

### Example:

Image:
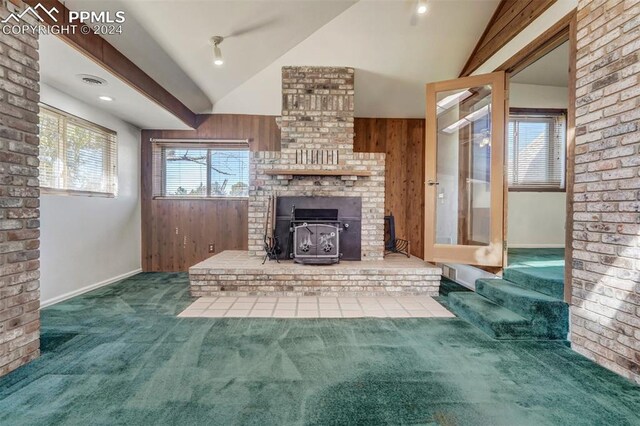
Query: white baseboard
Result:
<box><xmin>441</xmin><ymin>263</ymin><xmax>497</xmax><ymax>291</ymax></box>
<box><xmin>41</xmin><ymin>268</ymin><xmax>142</xmax><ymax>308</ymax></box>
<box><xmin>508</xmin><ymin>244</ymin><xmax>565</xmax><ymax>249</ymax></box>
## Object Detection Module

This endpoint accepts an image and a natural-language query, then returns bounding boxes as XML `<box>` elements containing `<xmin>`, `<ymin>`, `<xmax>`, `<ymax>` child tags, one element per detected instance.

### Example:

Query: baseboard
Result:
<box><xmin>41</xmin><ymin>269</ymin><xmax>142</xmax><ymax>308</ymax></box>
<box><xmin>509</xmin><ymin>244</ymin><xmax>565</xmax><ymax>248</ymax></box>
<box><xmin>440</xmin><ymin>263</ymin><xmax>496</xmax><ymax>291</ymax></box>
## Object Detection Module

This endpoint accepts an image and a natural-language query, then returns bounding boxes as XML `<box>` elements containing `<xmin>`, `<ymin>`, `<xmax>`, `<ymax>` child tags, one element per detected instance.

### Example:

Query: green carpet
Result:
<box><xmin>506</xmin><ymin>248</ymin><xmax>565</xmax><ymax>299</ymax></box>
<box><xmin>1</xmin><ymin>273</ymin><xmax>639</xmax><ymax>425</ymax></box>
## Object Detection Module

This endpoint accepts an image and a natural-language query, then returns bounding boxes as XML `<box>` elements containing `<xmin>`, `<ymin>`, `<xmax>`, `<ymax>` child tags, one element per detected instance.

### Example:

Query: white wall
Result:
<box><xmin>507</xmin><ymin>83</ymin><xmax>568</xmax><ymax>248</ymax></box>
<box><xmin>510</xmin><ymin>83</ymin><xmax>569</xmax><ymax>109</ymax></box>
<box><xmin>40</xmin><ymin>83</ymin><xmax>142</xmax><ymax>306</ymax></box>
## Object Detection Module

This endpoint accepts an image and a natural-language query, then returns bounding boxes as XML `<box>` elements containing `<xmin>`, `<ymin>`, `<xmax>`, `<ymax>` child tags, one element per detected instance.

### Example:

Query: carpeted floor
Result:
<box><xmin>1</xmin><ymin>273</ymin><xmax>639</xmax><ymax>425</ymax></box>
<box><xmin>507</xmin><ymin>248</ymin><xmax>565</xmax><ymax>281</ymax></box>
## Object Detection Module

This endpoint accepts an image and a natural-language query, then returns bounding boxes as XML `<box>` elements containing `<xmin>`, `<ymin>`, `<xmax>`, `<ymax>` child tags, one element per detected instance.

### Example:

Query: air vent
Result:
<box><xmin>77</xmin><ymin>74</ymin><xmax>107</xmax><ymax>86</ymax></box>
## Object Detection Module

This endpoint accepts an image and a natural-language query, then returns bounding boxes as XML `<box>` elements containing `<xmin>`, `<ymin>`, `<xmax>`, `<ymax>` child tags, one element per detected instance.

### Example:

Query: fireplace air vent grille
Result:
<box><xmin>295</xmin><ymin>149</ymin><xmax>339</xmax><ymax>165</ymax></box>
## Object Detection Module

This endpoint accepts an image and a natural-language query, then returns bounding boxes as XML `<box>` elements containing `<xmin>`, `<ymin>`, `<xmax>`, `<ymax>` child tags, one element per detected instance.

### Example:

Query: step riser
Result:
<box><xmin>448</xmin><ymin>294</ymin><xmax>532</xmax><ymax>340</ymax></box>
<box><xmin>475</xmin><ymin>281</ymin><xmax>568</xmax><ymax>340</ymax></box>
<box><xmin>503</xmin><ymin>268</ymin><xmax>563</xmax><ymax>299</ymax></box>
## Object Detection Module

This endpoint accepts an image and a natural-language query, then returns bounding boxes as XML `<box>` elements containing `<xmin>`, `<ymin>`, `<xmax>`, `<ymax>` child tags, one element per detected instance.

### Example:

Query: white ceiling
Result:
<box><xmin>39</xmin><ymin>35</ymin><xmax>192</xmax><ymax>130</ymax></box>
<box><xmin>511</xmin><ymin>41</ymin><xmax>570</xmax><ymax>87</ymax></box>
<box><xmin>44</xmin><ymin>0</ymin><xmax>500</xmax><ymax>120</ymax></box>
<box><xmin>212</xmin><ymin>0</ymin><xmax>500</xmax><ymax>117</ymax></box>
<box><xmin>64</xmin><ymin>0</ymin><xmax>358</xmax><ymax>113</ymax></box>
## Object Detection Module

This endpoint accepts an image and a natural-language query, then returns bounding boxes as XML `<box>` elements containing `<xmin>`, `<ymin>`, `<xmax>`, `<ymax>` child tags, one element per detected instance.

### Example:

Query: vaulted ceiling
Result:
<box><xmin>46</xmin><ymin>0</ymin><xmax>500</xmax><ymax>121</ymax></box>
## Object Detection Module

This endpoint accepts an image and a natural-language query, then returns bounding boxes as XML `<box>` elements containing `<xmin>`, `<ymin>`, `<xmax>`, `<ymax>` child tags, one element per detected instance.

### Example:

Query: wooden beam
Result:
<box><xmin>460</xmin><ymin>0</ymin><xmax>557</xmax><ymax>77</ymax></box>
<box><xmin>25</xmin><ymin>0</ymin><xmax>197</xmax><ymax>128</ymax></box>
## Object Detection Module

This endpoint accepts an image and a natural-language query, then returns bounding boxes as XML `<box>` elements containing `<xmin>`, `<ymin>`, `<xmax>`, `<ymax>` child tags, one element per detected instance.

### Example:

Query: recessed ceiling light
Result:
<box><xmin>98</xmin><ymin>96</ymin><xmax>114</xmax><ymax>102</ymax></box>
<box><xmin>417</xmin><ymin>0</ymin><xmax>428</xmax><ymax>14</ymax></box>
<box><xmin>77</xmin><ymin>74</ymin><xmax>107</xmax><ymax>86</ymax></box>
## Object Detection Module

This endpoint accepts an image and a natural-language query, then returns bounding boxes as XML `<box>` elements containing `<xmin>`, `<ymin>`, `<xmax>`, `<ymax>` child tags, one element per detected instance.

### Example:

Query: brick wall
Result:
<box><xmin>249</xmin><ymin>67</ymin><xmax>386</xmax><ymax>260</ymax></box>
<box><xmin>0</xmin><ymin>0</ymin><xmax>41</xmax><ymax>377</ymax></box>
<box><xmin>572</xmin><ymin>0</ymin><xmax>640</xmax><ymax>384</ymax></box>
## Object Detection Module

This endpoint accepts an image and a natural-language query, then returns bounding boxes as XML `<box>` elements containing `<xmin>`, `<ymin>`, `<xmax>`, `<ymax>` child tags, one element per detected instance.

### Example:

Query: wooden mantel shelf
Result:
<box><xmin>264</xmin><ymin>169</ymin><xmax>372</xmax><ymax>177</ymax></box>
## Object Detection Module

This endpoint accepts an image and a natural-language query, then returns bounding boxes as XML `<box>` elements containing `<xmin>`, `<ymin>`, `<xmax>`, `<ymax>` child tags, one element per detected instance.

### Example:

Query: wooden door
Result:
<box><xmin>424</xmin><ymin>72</ymin><xmax>506</xmax><ymax>267</ymax></box>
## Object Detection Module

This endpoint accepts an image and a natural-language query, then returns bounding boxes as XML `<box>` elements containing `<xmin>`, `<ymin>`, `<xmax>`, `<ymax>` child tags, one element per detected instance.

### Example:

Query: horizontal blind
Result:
<box><xmin>163</xmin><ymin>147</ymin><xmax>208</xmax><ymax>196</ymax></box>
<box><xmin>39</xmin><ymin>105</ymin><xmax>118</xmax><ymax>196</ymax></box>
<box><xmin>152</xmin><ymin>141</ymin><xmax>249</xmax><ymax>198</ymax></box>
<box><xmin>210</xmin><ymin>149</ymin><xmax>249</xmax><ymax>197</ymax></box>
<box><xmin>508</xmin><ymin>112</ymin><xmax>565</xmax><ymax>190</ymax></box>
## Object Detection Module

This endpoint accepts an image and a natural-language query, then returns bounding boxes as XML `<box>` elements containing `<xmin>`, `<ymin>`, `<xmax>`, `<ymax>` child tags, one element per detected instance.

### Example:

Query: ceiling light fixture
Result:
<box><xmin>98</xmin><ymin>95</ymin><xmax>114</xmax><ymax>102</ymax></box>
<box><xmin>417</xmin><ymin>0</ymin><xmax>428</xmax><ymax>15</ymax></box>
<box><xmin>211</xmin><ymin>36</ymin><xmax>224</xmax><ymax>66</ymax></box>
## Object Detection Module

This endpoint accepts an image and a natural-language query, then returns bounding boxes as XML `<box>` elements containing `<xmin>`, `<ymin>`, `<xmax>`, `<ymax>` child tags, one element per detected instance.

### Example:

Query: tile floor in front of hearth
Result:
<box><xmin>178</xmin><ymin>295</ymin><xmax>454</xmax><ymax>318</ymax></box>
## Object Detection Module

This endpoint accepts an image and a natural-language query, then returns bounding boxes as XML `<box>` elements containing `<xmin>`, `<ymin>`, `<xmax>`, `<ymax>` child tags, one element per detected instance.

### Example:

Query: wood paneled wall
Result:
<box><xmin>142</xmin><ymin>115</ymin><xmax>426</xmax><ymax>271</ymax></box>
<box><xmin>354</xmin><ymin>118</ymin><xmax>425</xmax><ymax>258</ymax></box>
<box><xmin>141</xmin><ymin>114</ymin><xmax>280</xmax><ymax>272</ymax></box>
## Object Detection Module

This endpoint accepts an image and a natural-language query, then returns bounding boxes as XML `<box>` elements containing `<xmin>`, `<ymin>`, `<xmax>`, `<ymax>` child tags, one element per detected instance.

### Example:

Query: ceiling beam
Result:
<box><xmin>24</xmin><ymin>0</ymin><xmax>198</xmax><ymax>129</ymax></box>
<box><xmin>459</xmin><ymin>0</ymin><xmax>557</xmax><ymax>77</ymax></box>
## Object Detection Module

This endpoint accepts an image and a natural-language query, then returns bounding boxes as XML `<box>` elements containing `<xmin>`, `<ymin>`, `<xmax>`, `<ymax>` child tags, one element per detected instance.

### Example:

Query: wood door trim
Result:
<box><xmin>564</xmin><ymin>14</ymin><xmax>577</xmax><ymax>305</ymax></box>
<box><xmin>460</xmin><ymin>0</ymin><xmax>557</xmax><ymax>77</ymax></box>
<box><xmin>497</xmin><ymin>10</ymin><xmax>575</xmax><ymax>75</ymax></box>
<box><xmin>424</xmin><ymin>71</ymin><xmax>506</xmax><ymax>267</ymax></box>
<box><xmin>498</xmin><ymin>10</ymin><xmax>576</xmax><ymax>303</ymax></box>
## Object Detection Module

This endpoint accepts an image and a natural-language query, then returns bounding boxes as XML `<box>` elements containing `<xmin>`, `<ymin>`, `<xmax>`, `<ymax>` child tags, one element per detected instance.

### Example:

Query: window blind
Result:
<box><xmin>39</xmin><ymin>105</ymin><xmax>118</xmax><ymax>196</ymax></box>
<box><xmin>151</xmin><ymin>140</ymin><xmax>250</xmax><ymax>198</ymax></box>
<box><xmin>507</xmin><ymin>110</ymin><xmax>566</xmax><ymax>190</ymax></box>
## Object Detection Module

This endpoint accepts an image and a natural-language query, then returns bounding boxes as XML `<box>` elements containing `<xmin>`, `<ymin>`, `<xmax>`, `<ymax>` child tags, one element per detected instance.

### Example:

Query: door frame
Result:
<box><xmin>424</xmin><ymin>71</ymin><xmax>506</xmax><ymax>267</ymax></box>
<box><xmin>493</xmin><ymin>10</ymin><xmax>577</xmax><ymax>303</ymax></box>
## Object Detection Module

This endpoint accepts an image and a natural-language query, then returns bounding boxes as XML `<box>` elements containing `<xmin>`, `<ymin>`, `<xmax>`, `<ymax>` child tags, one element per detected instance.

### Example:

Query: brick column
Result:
<box><xmin>0</xmin><ymin>0</ymin><xmax>41</xmax><ymax>377</ymax></box>
<box><xmin>571</xmin><ymin>0</ymin><xmax>640</xmax><ymax>384</ymax></box>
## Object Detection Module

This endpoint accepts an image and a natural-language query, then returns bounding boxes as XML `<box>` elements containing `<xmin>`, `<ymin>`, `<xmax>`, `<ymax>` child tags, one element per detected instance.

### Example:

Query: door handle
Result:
<box><xmin>427</xmin><ymin>180</ymin><xmax>440</xmax><ymax>186</ymax></box>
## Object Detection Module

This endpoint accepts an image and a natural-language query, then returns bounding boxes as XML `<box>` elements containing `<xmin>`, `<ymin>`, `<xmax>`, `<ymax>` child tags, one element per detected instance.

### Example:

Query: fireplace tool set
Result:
<box><xmin>262</xmin><ymin>194</ymin><xmax>280</xmax><ymax>264</ymax></box>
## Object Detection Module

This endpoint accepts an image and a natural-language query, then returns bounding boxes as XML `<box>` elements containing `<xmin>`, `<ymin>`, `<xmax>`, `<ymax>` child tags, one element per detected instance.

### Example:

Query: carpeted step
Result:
<box><xmin>475</xmin><ymin>279</ymin><xmax>568</xmax><ymax>340</ymax></box>
<box><xmin>503</xmin><ymin>266</ymin><xmax>564</xmax><ymax>299</ymax></box>
<box><xmin>448</xmin><ymin>292</ymin><xmax>532</xmax><ymax>340</ymax></box>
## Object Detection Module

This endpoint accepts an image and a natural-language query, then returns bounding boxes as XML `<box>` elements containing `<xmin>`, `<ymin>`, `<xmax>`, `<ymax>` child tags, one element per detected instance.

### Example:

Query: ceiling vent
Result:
<box><xmin>77</xmin><ymin>74</ymin><xmax>107</xmax><ymax>86</ymax></box>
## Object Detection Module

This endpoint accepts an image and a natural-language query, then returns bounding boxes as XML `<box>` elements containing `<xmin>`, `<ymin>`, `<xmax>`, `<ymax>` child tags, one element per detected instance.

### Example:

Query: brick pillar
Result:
<box><xmin>571</xmin><ymin>0</ymin><xmax>640</xmax><ymax>384</ymax></box>
<box><xmin>0</xmin><ymin>0</ymin><xmax>41</xmax><ymax>377</ymax></box>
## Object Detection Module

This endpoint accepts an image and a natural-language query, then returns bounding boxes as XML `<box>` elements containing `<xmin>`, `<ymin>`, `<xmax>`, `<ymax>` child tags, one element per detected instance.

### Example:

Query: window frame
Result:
<box><xmin>507</xmin><ymin>107</ymin><xmax>567</xmax><ymax>193</ymax></box>
<box><xmin>152</xmin><ymin>140</ymin><xmax>250</xmax><ymax>200</ymax></box>
<box><xmin>38</xmin><ymin>103</ymin><xmax>118</xmax><ymax>198</ymax></box>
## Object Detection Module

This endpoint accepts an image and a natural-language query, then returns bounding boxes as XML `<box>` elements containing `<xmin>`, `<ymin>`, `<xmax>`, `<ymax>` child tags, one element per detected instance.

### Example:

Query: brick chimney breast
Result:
<box><xmin>280</xmin><ymin>67</ymin><xmax>355</xmax><ymax>160</ymax></box>
<box><xmin>248</xmin><ymin>66</ymin><xmax>386</xmax><ymax>261</ymax></box>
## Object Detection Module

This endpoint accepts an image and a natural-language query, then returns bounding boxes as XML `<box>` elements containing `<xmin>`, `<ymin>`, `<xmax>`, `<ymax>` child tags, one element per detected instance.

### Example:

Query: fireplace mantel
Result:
<box><xmin>264</xmin><ymin>169</ymin><xmax>372</xmax><ymax>177</ymax></box>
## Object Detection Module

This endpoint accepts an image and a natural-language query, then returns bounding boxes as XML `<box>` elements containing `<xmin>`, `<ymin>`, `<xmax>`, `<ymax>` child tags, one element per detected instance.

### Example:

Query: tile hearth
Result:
<box><xmin>178</xmin><ymin>295</ymin><xmax>454</xmax><ymax>318</ymax></box>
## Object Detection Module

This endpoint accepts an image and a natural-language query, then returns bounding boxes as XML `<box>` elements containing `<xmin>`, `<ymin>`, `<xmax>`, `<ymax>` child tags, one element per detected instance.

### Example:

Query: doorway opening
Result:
<box><xmin>504</xmin><ymin>40</ymin><xmax>570</xmax><ymax>300</ymax></box>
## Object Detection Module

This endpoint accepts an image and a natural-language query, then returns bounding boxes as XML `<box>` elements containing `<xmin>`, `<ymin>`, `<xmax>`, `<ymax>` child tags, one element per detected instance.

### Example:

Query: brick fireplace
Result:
<box><xmin>248</xmin><ymin>67</ymin><xmax>386</xmax><ymax>261</ymax></box>
<box><xmin>189</xmin><ymin>66</ymin><xmax>441</xmax><ymax>297</ymax></box>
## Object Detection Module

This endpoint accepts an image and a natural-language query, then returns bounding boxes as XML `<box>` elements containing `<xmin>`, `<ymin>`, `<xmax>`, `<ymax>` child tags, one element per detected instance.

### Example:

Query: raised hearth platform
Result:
<box><xmin>189</xmin><ymin>251</ymin><xmax>442</xmax><ymax>297</ymax></box>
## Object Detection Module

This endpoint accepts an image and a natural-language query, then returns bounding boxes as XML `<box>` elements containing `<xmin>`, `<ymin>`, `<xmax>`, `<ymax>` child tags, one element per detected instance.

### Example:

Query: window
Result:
<box><xmin>507</xmin><ymin>109</ymin><xmax>566</xmax><ymax>191</ymax></box>
<box><xmin>152</xmin><ymin>140</ymin><xmax>249</xmax><ymax>198</ymax></box>
<box><xmin>38</xmin><ymin>105</ymin><xmax>118</xmax><ymax>196</ymax></box>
